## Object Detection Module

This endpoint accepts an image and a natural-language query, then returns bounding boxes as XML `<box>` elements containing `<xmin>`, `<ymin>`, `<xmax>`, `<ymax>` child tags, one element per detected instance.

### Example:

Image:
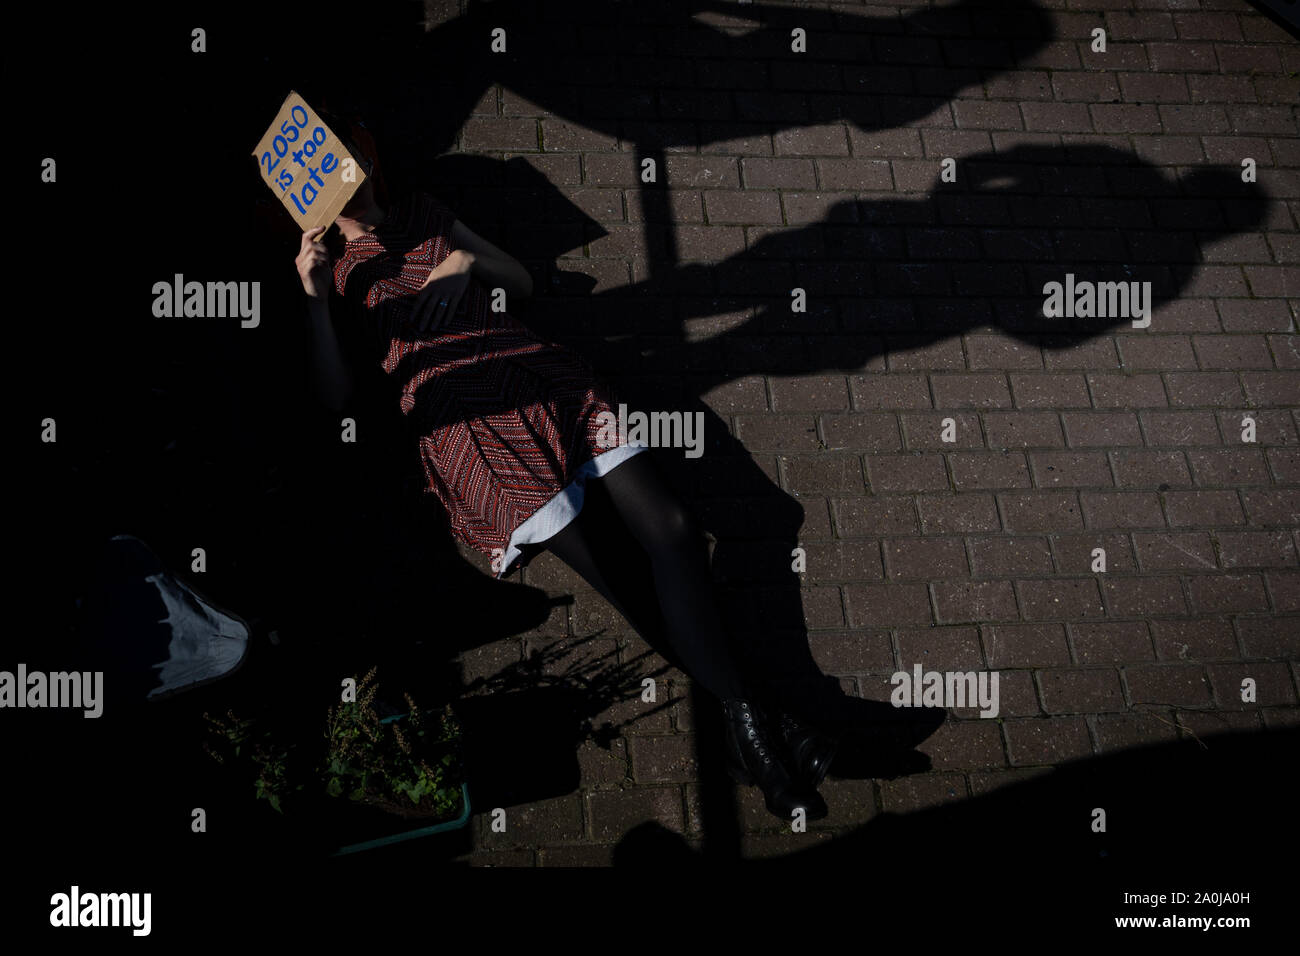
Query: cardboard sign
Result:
<box><xmin>251</xmin><ymin>91</ymin><xmax>367</xmax><ymax>232</ymax></box>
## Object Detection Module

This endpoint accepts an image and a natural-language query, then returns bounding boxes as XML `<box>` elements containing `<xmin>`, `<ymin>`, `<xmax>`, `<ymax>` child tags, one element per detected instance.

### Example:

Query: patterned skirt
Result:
<box><xmin>389</xmin><ymin>293</ymin><xmax>646</xmax><ymax>579</ymax></box>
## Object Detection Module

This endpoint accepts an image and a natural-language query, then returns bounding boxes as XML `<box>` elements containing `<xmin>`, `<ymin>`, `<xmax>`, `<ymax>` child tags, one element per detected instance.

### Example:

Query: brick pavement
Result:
<box><xmin>414</xmin><ymin>0</ymin><xmax>1299</xmax><ymax>865</ymax></box>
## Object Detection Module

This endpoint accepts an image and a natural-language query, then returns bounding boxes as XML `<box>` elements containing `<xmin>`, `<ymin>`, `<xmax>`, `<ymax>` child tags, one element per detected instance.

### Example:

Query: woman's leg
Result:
<box><xmin>585</xmin><ymin>452</ymin><xmax>748</xmax><ymax>701</ymax></box>
<box><xmin>542</xmin><ymin>511</ymin><xmax>661</xmax><ymax>643</ymax></box>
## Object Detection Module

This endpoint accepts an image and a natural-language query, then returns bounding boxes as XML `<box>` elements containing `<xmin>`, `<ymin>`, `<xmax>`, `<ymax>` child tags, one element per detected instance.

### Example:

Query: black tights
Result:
<box><xmin>540</xmin><ymin>453</ymin><xmax>748</xmax><ymax>702</ymax></box>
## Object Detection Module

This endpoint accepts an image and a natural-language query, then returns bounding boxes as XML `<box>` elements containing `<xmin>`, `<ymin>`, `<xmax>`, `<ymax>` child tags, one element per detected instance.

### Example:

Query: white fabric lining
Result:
<box><xmin>496</xmin><ymin>442</ymin><xmax>650</xmax><ymax>578</ymax></box>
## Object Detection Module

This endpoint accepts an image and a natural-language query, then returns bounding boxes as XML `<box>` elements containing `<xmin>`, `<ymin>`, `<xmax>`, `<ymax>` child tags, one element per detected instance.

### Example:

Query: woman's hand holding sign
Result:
<box><xmin>296</xmin><ymin>225</ymin><xmax>332</xmax><ymax>300</ymax></box>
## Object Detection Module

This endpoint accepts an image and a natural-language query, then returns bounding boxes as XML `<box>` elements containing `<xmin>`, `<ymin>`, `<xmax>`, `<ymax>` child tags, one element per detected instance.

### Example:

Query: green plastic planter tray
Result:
<box><xmin>330</xmin><ymin>713</ymin><xmax>471</xmax><ymax>857</ymax></box>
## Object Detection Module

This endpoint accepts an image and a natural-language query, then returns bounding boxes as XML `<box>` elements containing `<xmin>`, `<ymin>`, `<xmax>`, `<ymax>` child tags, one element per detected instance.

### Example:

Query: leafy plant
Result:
<box><xmin>202</xmin><ymin>708</ymin><xmax>301</xmax><ymax>813</ymax></box>
<box><xmin>321</xmin><ymin>667</ymin><xmax>463</xmax><ymax>819</ymax></box>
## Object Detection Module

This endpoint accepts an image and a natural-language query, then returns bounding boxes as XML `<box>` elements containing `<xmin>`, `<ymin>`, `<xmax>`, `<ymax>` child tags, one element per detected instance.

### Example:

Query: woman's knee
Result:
<box><xmin>642</xmin><ymin>497</ymin><xmax>704</xmax><ymax>554</ymax></box>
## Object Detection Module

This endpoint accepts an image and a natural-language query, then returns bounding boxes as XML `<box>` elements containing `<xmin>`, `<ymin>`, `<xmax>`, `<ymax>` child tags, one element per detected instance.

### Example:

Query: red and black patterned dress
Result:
<box><xmin>333</xmin><ymin>191</ymin><xmax>645</xmax><ymax>578</ymax></box>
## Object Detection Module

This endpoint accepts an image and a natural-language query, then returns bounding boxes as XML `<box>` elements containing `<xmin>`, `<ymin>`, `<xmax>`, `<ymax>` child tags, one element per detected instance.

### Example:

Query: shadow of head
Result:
<box><xmin>741</xmin><ymin>142</ymin><xmax>1272</xmax><ymax>357</ymax></box>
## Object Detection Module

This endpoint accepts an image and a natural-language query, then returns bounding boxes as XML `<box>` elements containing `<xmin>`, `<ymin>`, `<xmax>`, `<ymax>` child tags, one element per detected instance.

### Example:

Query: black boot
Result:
<box><xmin>774</xmin><ymin>709</ymin><xmax>840</xmax><ymax>790</ymax></box>
<box><xmin>720</xmin><ymin>698</ymin><xmax>826</xmax><ymax>821</ymax></box>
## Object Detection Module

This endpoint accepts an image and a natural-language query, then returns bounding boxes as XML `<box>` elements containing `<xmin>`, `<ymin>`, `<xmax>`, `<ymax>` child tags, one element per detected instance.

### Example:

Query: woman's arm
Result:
<box><xmin>304</xmin><ymin>297</ymin><xmax>355</xmax><ymax>413</ymax></box>
<box><xmin>296</xmin><ymin>227</ymin><xmax>355</xmax><ymax>412</ymax></box>
<box><xmin>450</xmin><ymin>219</ymin><xmax>534</xmax><ymax>299</ymax></box>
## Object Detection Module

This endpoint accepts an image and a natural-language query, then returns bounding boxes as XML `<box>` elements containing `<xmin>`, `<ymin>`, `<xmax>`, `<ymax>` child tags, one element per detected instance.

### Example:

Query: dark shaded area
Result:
<box><xmin>1247</xmin><ymin>0</ymin><xmax>1299</xmax><ymax>38</ymax></box>
<box><xmin>9</xmin><ymin>0</ymin><xmax>1288</xmax><ymax>911</ymax></box>
<box><xmin>614</xmin><ymin>727</ymin><xmax>1298</xmax><ymax>915</ymax></box>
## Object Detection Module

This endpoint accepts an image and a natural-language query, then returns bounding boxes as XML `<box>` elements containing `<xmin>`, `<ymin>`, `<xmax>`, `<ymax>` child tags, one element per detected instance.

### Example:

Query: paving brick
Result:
<box><xmin>917</xmin><ymin>493</ymin><xmax>1002</xmax><ymax>534</ymax></box>
<box><xmin>1111</xmin><ymin>450</ymin><xmax>1190</xmax><ymax>488</ymax></box>
<box><xmin>931</xmin><ymin>579</ymin><xmax>1020</xmax><ymax>623</ymax></box>
<box><xmin>1009</xmin><ymin>373</ymin><xmax>1091</xmax><ymax>409</ymax></box>
<box><xmin>968</xmin><ymin>767</ymin><xmax>1052</xmax><ymax>797</ymax></box>
<box><xmin>999</xmin><ymin>490</ymin><xmax>1084</xmax><ymax>531</ymax></box>
<box><xmin>1062</xmin><ymin>412</ymin><xmax>1144</xmax><ymax>447</ymax></box>
<box><xmin>895</xmin><ymin>625</ymin><xmax>985</xmax><ymax>670</ymax></box>
<box><xmin>1268</xmin><ymin>447</ymin><xmax>1300</xmax><ymax>483</ymax></box>
<box><xmin>769</xmin><ymin>374</ymin><xmax>850</xmax><ymax>412</ymax></box>
<box><xmin>1070</xmin><ymin>621</ymin><xmax>1156</xmax><ymax>664</ymax></box>
<box><xmin>587</xmin><ymin>787</ymin><xmax>686</xmax><ymax>842</ymax></box>
<box><xmin>832</xmin><ymin>495</ymin><xmax>920</xmax><ymax>537</ymax></box>
<box><xmin>1017</xmin><ymin>578</ymin><xmax>1107</xmax><ymax>622</ymax></box>
<box><xmin>1241</xmin><ymin>371</ymin><xmax>1300</xmax><ymax>407</ymax></box>
<box><xmin>740</xmin><ymin>157</ymin><xmax>817</xmax><ymax>190</ymax></box>
<box><xmin>801</xmin><ymin>539</ymin><xmax>886</xmax><ymax>583</ymax></box>
<box><xmin>1051</xmin><ymin>532</ymin><xmax>1138</xmax><ymax>574</ymax></box>
<box><xmin>808</xmin><ymin>779</ymin><xmax>880</xmax><ymax>829</ymax></box>
<box><xmin>1207</xmin><ymin>661</ymin><xmax>1298</xmax><ymax>709</ymax></box>
<box><xmin>1164</xmin><ymin>371</ymin><xmax>1246</xmax><ymax>408</ymax></box>
<box><xmin>697</xmin><ymin>375</ymin><xmax>768</xmax><ymax>414</ymax></box>
<box><xmin>1176</xmin><ymin>709</ymin><xmax>1263</xmax><ymax>742</ymax></box>
<box><xmin>1085</xmin><ymin>372</ymin><xmax>1168</xmax><ymax>408</ymax></box>
<box><xmin>1038</xmin><ymin>667</ymin><xmax>1127</xmax><ymax>714</ymax></box>
<box><xmin>1236</xmin><ymin>617</ymin><xmax>1300</xmax><ymax>659</ymax></box>
<box><xmin>984</xmin><ymin>622</ymin><xmax>1071</xmax><ymax>667</ymax></box>
<box><xmin>865</xmin><ymin>453</ymin><xmax>948</xmax><ymax>492</ymax></box>
<box><xmin>1081</xmin><ymin>491</ymin><xmax>1165</xmax><ymax>529</ymax></box>
<box><xmin>984</xmin><ymin>411</ymin><xmax>1066</xmax><ymax>448</ymax></box>
<box><xmin>1100</xmin><ymin>576</ymin><xmax>1189</xmax><ymax>618</ymax></box>
<box><xmin>1217</xmin><ymin>299</ymin><xmax>1293</xmax><ymax>333</ymax></box>
<box><xmin>1164</xmin><ymin>489</ymin><xmax>1246</xmax><ymax>527</ymax></box>
<box><xmin>1217</xmin><ymin>410</ymin><xmax>1298</xmax><ymax>447</ymax></box>
<box><xmin>1029</xmin><ymin>451</ymin><xmax>1113</xmax><ymax>488</ymax></box>
<box><xmin>882</xmin><ymin>537</ymin><xmax>969</xmax><ymax>580</ymax></box>
<box><xmin>931</xmin><ymin>372</ymin><xmax>1013</xmax><ymax>408</ymax></box>
<box><xmin>916</xmin><ymin>719</ymin><xmax>1007</xmax><ymax>770</ymax></box>
<box><xmin>1091</xmin><ymin>104</ymin><xmax>1162</xmax><ymax>135</ymax></box>
<box><xmin>808</xmin><ymin>630</ymin><xmax>894</xmax><ymax>674</ymax></box>
<box><xmin>965</xmin><ymin>334</ymin><xmax>1043</xmax><ymax>370</ymax></box>
<box><xmin>629</xmin><ymin>734</ymin><xmax>699</xmax><ymax>784</ymax></box>
<box><xmin>1124</xmin><ymin>664</ymin><xmax>1213</xmax><ymax>708</ymax></box>
<box><xmin>783</xmin><ymin>455</ymin><xmax>868</xmax><ymax>495</ymax></box>
<box><xmin>849</xmin><ymin>372</ymin><xmax>932</xmax><ymax>409</ymax></box>
<box><xmin>538</xmin><ymin>844</ymin><xmax>616</xmax><ymax>867</ymax></box>
<box><xmin>996</xmin><ymin>669</ymin><xmax>1046</xmax><ymax>718</ymax></box>
<box><xmin>1051</xmin><ymin>73</ymin><xmax>1120</xmax><ymax>103</ymax></box>
<box><xmin>1091</xmin><ymin>710</ymin><xmax>1181</xmax><ymax>753</ymax></box>
<box><xmin>819</xmin><ymin>413</ymin><xmax>901</xmax><ymax>452</ymax></box>
<box><xmin>969</xmin><ymin>536</ymin><xmax>1054</xmax><ymax>578</ymax></box>
<box><xmin>843</xmin><ymin>583</ymin><xmax>933</xmax><ymax>628</ymax></box>
<box><xmin>1151</xmin><ymin>618</ymin><xmax>1241</xmax><ymax>662</ymax></box>
<box><xmin>1134</xmin><ymin>532</ymin><xmax>1217</xmax><ymax>572</ymax></box>
<box><xmin>733</xmin><ymin>414</ymin><xmax>821</xmax><ymax>451</ymax></box>
<box><xmin>1262</xmin><ymin>708</ymin><xmax>1300</xmax><ymax>730</ymax></box>
<box><xmin>1145</xmin><ymin>41</ymin><xmax>1217</xmax><ymax>72</ymax></box>
<box><xmin>885</xmin><ymin>336</ymin><xmax>967</xmax><ymax>372</ymax></box>
<box><xmin>1187</xmin><ymin>449</ymin><xmax>1272</xmax><ymax>487</ymax></box>
<box><xmin>1044</xmin><ymin>336</ymin><xmax>1121</xmax><ymax>371</ymax></box>
<box><xmin>949</xmin><ymin>452</ymin><xmax>1032</xmax><ymax>490</ymax></box>
<box><xmin>899</xmin><ymin>412</ymin><xmax>984</xmax><ymax>449</ymax></box>
<box><xmin>1004</xmin><ymin>717</ymin><xmax>1093</xmax><ymax>766</ymax></box>
<box><xmin>1118</xmin><ymin>73</ymin><xmax>1189</xmax><ymax>104</ymax></box>
<box><xmin>482</xmin><ymin>794</ymin><xmax>586</xmax><ymax>847</ymax></box>
<box><xmin>1118</xmin><ymin>336</ymin><xmax>1198</xmax><ymax>370</ymax></box>
<box><xmin>879</xmin><ymin>773</ymin><xmax>969</xmax><ymax>812</ymax></box>
<box><xmin>1265</xmin><ymin>570</ymin><xmax>1300</xmax><ymax>612</ymax></box>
